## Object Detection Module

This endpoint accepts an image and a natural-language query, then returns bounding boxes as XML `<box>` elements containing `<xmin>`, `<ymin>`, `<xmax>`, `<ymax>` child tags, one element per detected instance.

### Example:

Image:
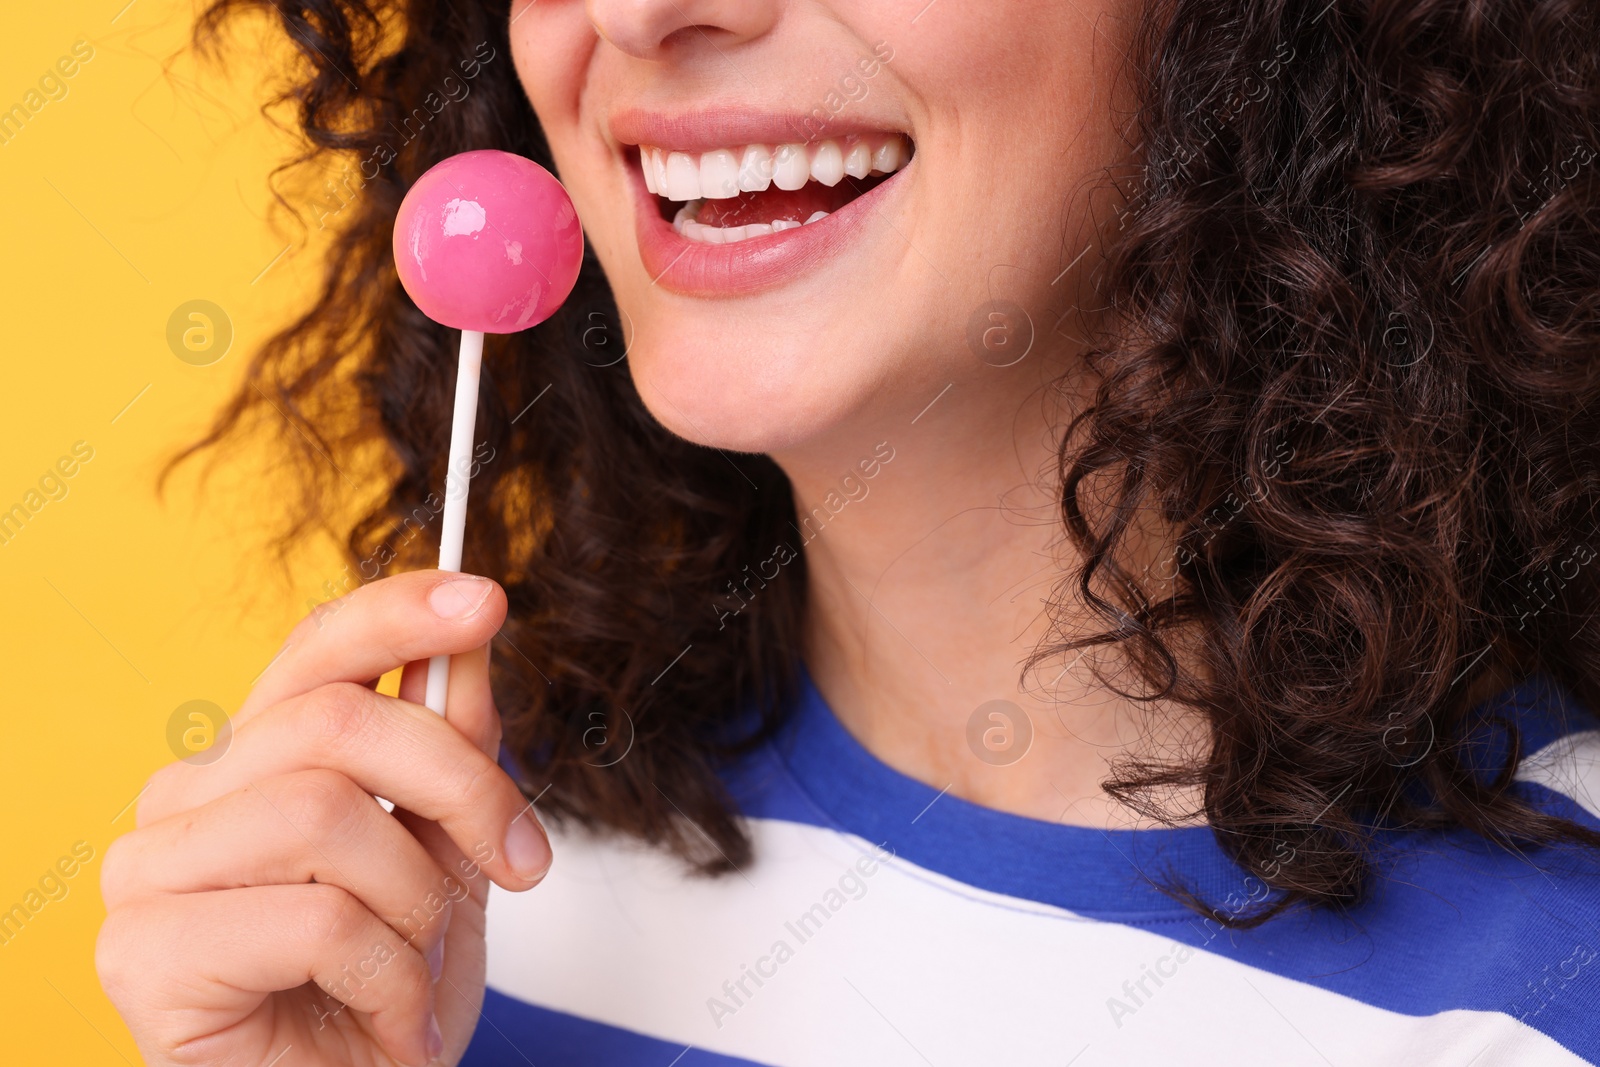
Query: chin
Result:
<box><xmin>622</xmin><ymin>327</ymin><xmax>865</xmax><ymax>455</ymax></box>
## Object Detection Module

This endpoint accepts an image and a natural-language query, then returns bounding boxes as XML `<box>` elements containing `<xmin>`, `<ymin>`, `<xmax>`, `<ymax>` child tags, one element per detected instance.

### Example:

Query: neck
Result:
<box><xmin>770</xmin><ymin>355</ymin><xmax>1196</xmax><ymax>829</ymax></box>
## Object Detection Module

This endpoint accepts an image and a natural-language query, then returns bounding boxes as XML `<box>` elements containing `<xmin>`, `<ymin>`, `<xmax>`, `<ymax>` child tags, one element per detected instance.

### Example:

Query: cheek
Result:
<box><xmin>509</xmin><ymin>9</ymin><xmax>637</xmax><ymax>278</ymax></box>
<box><xmin>508</xmin><ymin>5</ymin><xmax>599</xmax><ymax>151</ymax></box>
<box><xmin>892</xmin><ymin>0</ymin><xmax>1137</xmax><ymax>313</ymax></box>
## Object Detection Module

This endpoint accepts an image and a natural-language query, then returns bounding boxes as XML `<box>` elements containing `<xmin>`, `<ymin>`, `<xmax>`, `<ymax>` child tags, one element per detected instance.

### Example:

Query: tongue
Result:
<box><xmin>694</xmin><ymin>182</ymin><xmax>861</xmax><ymax>228</ymax></box>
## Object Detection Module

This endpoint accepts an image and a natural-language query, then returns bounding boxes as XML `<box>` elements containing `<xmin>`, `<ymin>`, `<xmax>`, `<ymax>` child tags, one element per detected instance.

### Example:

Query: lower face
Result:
<box><xmin>509</xmin><ymin>0</ymin><xmax>1137</xmax><ymax>456</ymax></box>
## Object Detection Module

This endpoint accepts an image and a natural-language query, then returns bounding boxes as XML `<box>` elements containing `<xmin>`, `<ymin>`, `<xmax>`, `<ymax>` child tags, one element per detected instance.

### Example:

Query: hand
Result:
<box><xmin>96</xmin><ymin>571</ymin><xmax>552</xmax><ymax>1067</ymax></box>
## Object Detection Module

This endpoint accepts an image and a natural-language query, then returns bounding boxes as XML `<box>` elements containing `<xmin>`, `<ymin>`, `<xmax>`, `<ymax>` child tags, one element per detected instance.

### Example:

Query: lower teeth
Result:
<box><xmin>671</xmin><ymin>201</ymin><xmax>831</xmax><ymax>244</ymax></box>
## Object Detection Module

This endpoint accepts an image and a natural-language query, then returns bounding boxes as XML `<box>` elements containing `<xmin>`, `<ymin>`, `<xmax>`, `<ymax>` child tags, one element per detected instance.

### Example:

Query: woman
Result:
<box><xmin>96</xmin><ymin>0</ymin><xmax>1600</xmax><ymax>1064</ymax></box>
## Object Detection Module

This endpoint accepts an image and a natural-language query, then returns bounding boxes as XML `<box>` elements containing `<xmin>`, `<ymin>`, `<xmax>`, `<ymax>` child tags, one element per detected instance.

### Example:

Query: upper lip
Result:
<box><xmin>610</xmin><ymin>105</ymin><xmax>909</xmax><ymax>153</ymax></box>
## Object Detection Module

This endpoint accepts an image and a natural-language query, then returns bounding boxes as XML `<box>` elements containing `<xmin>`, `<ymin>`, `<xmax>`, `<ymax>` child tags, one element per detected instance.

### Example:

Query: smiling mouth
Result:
<box><xmin>633</xmin><ymin>133</ymin><xmax>913</xmax><ymax>245</ymax></box>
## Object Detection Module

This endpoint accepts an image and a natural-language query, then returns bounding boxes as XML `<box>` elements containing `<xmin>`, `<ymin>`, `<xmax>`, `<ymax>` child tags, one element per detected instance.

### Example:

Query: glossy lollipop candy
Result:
<box><xmin>393</xmin><ymin>149</ymin><xmax>584</xmax><ymax>715</ymax></box>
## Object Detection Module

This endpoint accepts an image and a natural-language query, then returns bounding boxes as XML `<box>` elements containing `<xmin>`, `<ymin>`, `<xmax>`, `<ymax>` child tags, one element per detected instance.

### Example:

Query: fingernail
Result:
<box><xmin>429</xmin><ymin>576</ymin><xmax>491</xmax><ymax>619</ymax></box>
<box><xmin>425</xmin><ymin>1013</ymin><xmax>444</xmax><ymax>1060</ymax></box>
<box><xmin>505</xmin><ymin>808</ymin><xmax>551</xmax><ymax>883</ymax></box>
<box><xmin>425</xmin><ymin>902</ymin><xmax>451</xmax><ymax>979</ymax></box>
<box><xmin>426</xmin><ymin>936</ymin><xmax>444</xmax><ymax>980</ymax></box>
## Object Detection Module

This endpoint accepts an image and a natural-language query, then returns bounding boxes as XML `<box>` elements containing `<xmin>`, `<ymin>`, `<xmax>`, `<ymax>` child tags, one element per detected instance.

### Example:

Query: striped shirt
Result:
<box><xmin>462</xmin><ymin>667</ymin><xmax>1600</xmax><ymax>1066</ymax></box>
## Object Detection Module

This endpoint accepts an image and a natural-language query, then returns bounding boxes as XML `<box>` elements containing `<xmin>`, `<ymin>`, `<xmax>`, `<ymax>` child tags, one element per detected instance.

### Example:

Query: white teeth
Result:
<box><xmin>772</xmin><ymin>143</ymin><xmax>810</xmax><ymax>191</ymax></box>
<box><xmin>809</xmin><ymin>141</ymin><xmax>845</xmax><ymax>187</ymax></box>
<box><xmin>670</xmin><ymin>206</ymin><xmax>829</xmax><ymax>244</ymax></box>
<box><xmin>677</xmin><ymin>218</ymin><xmax>784</xmax><ymax>244</ymax></box>
<box><xmin>665</xmin><ymin>151</ymin><xmax>701</xmax><ymax>202</ymax></box>
<box><xmin>699</xmin><ymin>148</ymin><xmax>740</xmax><ymax>199</ymax></box>
<box><xmin>871</xmin><ymin>137</ymin><xmax>905</xmax><ymax>175</ymax></box>
<box><xmin>651</xmin><ymin>148</ymin><xmax>669</xmax><ymax>194</ymax></box>
<box><xmin>738</xmin><ymin>144</ymin><xmax>775</xmax><ymax>192</ymax></box>
<box><xmin>640</xmin><ymin>134</ymin><xmax>912</xmax><ymax>201</ymax></box>
<box><xmin>843</xmin><ymin>139</ymin><xmax>872</xmax><ymax>179</ymax></box>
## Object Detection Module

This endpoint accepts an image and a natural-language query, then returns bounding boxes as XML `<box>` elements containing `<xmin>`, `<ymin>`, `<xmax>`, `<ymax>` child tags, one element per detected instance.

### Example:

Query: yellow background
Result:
<box><xmin>1</xmin><ymin>2</ymin><xmax>343</xmax><ymax>1058</ymax></box>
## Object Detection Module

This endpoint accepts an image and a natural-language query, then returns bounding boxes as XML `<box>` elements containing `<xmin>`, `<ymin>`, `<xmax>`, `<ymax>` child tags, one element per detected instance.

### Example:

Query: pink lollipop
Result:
<box><xmin>393</xmin><ymin>150</ymin><xmax>584</xmax><ymax>715</ymax></box>
<box><xmin>394</xmin><ymin>149</ymin><xmax>583</xmax><ymax>333</ymax></box>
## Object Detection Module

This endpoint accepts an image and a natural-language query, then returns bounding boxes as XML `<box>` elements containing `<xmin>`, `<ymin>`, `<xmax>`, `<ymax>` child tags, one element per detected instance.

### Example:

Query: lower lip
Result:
<box><xmin>628</xmin><ymin>153</ymin><xmax>910</xmax><ymax>297</ymax></box>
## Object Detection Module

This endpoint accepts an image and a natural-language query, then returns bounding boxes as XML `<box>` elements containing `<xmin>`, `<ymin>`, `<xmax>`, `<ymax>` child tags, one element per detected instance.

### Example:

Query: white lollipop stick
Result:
<box><xmin>393</xmin><ymin>151</ymin><xmax>582</xmax><ymax>715</ymax></box>
<box><xmin>424</xmin><ymin>328</ymin><xmax>485</xmax><ymax>716</ymax></box>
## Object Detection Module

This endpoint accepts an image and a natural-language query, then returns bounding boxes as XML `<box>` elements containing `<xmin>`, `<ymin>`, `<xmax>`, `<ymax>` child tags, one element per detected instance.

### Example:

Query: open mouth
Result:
<box><xmin>632</xmin><ymin>133</ymin><xmax>913</xmax><ymax>245</ymax></box>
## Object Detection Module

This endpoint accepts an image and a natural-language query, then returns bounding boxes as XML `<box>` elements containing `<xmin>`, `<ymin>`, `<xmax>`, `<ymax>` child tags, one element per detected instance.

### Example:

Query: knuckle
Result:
<box><xmin>94</xmin><ymin>902</ymin><xmax>151</xmax><ymax>997</ymax></box>
<box><xmin>136</xmin><ymin>762</ymin><xmax>187</xmax><ymax>827</ymax></box>
<box><xmin>98</xmin><ymin>834</ymin><xmax>138</xmax><ymax>910</ymax></box>
<box><xmin>303</xmin><ymin>682</ymin><xmax>380</xmax><ymax>749</ymax></box>
<box><xmin>297</xmin><ymin>883</ymin><xmax>367</xmax><ymax>947</ymax></box>
<box><xmin>381</xmin><ymin>636</ymin><xmax>414</xmax><ymax>674</ymax></box>
<box><xmin>391</xmin><ymin>942</ymin><xmax>434</xmax><ymax>1003</ymax></box>
<box><xmin>451</xmin><ymin>750</ymin><xmax>513</xmax><ymax>819</ymax></box>
<box><xmin>165</xmin><ymin>1039</ymin><xmax>232</xmax><ymax>1067</ymax></box>
<box><xmin>273</xmin><ymin>769</ymin><xmax>368</xmax><ymax>841</ymax></box>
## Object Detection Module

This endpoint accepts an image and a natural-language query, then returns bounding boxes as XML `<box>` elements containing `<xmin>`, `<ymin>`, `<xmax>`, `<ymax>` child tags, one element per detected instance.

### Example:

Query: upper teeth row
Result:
<box><xmin>640</xmin><ymin>134</ymin><xmax>911</xmax><ymax>202</ymax></box>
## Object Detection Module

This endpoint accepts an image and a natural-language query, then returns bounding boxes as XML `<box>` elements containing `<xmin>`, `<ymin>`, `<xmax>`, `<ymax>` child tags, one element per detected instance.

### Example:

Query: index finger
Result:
<box><xmin>238</xmin><ymin>570</ymin><xmax>507</xmax><ymax>723</ymax></box>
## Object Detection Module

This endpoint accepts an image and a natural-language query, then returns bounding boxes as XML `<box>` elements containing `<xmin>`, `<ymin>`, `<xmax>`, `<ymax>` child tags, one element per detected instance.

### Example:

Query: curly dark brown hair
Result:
<box><xmin>183</xmin><ymin>0</ymin><xmax>1600</xmax><ymax>924</ymax></box>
